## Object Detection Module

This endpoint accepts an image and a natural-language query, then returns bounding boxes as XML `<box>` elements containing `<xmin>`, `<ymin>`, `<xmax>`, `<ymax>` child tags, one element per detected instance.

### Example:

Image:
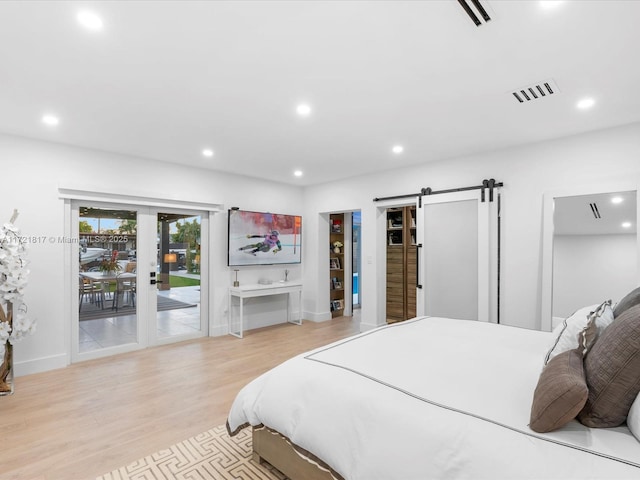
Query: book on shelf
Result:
<box><xmin>388</xmin><ymin>231</ymin><xmax>403</xmax><ymax>245</ymax></box>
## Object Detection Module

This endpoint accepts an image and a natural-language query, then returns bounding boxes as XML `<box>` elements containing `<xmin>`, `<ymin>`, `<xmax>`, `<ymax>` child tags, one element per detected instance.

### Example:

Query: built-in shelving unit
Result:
<box><xmin>386</xmin><ymin>206</ymin><xmax>417</xmax><ymax>323</ymax></box>
<box><xmin>330</xmin><ymin>213</ymin><xmax>345</xmax><ymax>317</ymax></box>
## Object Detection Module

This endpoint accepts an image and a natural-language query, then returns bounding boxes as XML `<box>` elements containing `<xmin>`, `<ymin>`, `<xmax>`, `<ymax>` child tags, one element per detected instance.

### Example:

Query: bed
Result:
<box><xmin>227</xmin><ymin>304</ymin><xmax>640</xmax><ymax>479</ymax></box>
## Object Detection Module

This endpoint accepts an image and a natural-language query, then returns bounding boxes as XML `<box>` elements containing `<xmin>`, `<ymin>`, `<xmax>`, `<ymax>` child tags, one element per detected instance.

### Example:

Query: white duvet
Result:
<box><xmin>227</xmin><ymin>317</ymin><xmax>640</xmax><ymax>479</ymax></box>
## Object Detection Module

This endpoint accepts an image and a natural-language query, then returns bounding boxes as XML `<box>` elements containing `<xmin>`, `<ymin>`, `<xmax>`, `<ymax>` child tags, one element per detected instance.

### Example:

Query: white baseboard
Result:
<box><xmin>14</xmin><ymin>353</ymin><xmax>68</xmax><ymax>377</ymax></box>
<box><xmin>303</xmin><ymin>310</ymin><xmax>332</xmax><ymax>322</ymax></box>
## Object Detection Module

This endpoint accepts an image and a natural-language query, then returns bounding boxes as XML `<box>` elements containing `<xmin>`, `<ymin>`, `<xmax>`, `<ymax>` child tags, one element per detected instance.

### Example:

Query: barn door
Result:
<box><xmin>416</xmin><ymin>189</ymin><xmax>498</xmax><ymax>322</ymax></box>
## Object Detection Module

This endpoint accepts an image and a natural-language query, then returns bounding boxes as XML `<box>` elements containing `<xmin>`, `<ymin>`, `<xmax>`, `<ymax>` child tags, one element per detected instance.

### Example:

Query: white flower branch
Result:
<box><xmin>0</xmin><ymin>210</ymin><xmax>36</xmax><ymax>345</ymax></box>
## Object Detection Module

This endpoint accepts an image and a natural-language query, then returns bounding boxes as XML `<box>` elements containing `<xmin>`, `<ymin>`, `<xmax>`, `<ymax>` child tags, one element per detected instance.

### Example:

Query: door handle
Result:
<box><xmin>416</xmin><ymin>243</ymin><xmax>422</xmax><ymax>289</ymax></box>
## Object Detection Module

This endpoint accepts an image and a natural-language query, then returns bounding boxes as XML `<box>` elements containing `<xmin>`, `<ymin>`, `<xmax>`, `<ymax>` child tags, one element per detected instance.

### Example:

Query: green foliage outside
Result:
<box><xmin>79</xmin><ymin>220</ymin><xmax>93</xmax><ymax>233</ymax></box>
<box><xmin>169</xmin><ymin>275</ymin><xmax>200</xmax><ymax>288</ymax></box>
<box><xmin>172</xmin><ymin>218</ymin><xmax>201</xmax><ymax>274</ymax></box>
<box><xmin>119</xmin><ymin>219</ymin><xmax>137</xmax><ymax>234</ymax></box>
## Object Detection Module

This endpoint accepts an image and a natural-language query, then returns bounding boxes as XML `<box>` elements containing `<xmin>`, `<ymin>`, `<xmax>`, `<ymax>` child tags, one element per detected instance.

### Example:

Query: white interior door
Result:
<box><xmin>416</xmin><ymin>190</ymin><xmax>498</xmax><ymax>322</ymax></box>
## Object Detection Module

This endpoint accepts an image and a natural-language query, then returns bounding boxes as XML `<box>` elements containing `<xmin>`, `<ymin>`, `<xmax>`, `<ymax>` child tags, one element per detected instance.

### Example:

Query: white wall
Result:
<box><xmin>553</xmin><ymin>234</ymin><xmax>637</xmax><ymax>318</ymax></box>
<box><xmin>304</xmin><ymin>122</ymin><xmax>640</xmax><ymax>332</ymax></box>
<box><xmin>0</xmin><ymin>133</ymin><xmax>304</xmax><ymax>375</ymax></box>
<box><xmin>4</xmin><ymin>121</ymin><xmax>640</xmax><ymax>376</ymax></box>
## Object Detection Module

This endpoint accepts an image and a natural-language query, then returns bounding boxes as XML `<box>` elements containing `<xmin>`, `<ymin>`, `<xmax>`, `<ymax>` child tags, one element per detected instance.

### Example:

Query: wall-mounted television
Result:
<box><xmin>227</xmin><ymin>209</ymin><xmax>302</xmax><ymax>266</ymax></box>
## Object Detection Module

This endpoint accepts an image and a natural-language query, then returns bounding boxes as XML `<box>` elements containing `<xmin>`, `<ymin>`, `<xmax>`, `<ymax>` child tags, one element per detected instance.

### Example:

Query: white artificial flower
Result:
<box><xmin>0</xmin><ymin>220</ymin><xmax>36</xmax><ymax>347</ymax></box>
<box><xmin>0</xmin><ymin>321</ymin><xmax>10</xmax><ymax>342</ymax></box>
<box><xmin>9</xmin><ymin>310</ymin><xmax>36</xmax><ymax>343</ymax></box>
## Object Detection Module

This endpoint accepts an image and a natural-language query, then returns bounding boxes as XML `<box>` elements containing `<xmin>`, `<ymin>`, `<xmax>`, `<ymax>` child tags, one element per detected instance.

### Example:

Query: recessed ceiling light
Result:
<box><xmin>392</xmin><ymin>145</ymin><xmax>404</xmax><ymax>154</ymax></box>
<box><xmin>293</xmin><ymin>170</ymin><xmax>303</xmax><ymax>177</ymax></box>
<box><xmin>202</xmin><ymin>149</ymin><xmax>214</xmax><ymax>158</ymax></box>
<box><xmin>296</xmin><ymin>104</ymin><xmax>312</xmax><ymax>117</ymax></box>
<box><xmin>539</xmin><ymin>1</ymin><xmax>564</xmax><ymax>10</ymax></box>
<box><xmin>622</xmin><ymin>222</ymin><xmax>632</xmax><ymax>229</ymax></box>
<box><xmin>611</xmin><ymin>196</ymin><xmax>624</xmax><ymax>204</ymax></box>
<box><xmin>77</xmin><ymin>11</ymin><xmax>103</xmax><ymax>30</ymax></box>
<box><xmin>41</xmin><ymin>114</ymin><xmax>60</xmax><ymax>126</ymax></box>
<box><xmin>576</xmin><ymin>97</ymin><xmax>596</xmax><ymax>110</ymax></box>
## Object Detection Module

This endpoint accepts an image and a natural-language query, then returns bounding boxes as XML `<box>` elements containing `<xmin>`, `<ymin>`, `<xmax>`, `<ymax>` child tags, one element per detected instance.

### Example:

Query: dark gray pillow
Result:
<box><xmin>578</xmin><ymin>304</ymin><xmax>640</xmax><ymax>428</ymax></box>
<box><xmin>613</xmin><ymin>286</ymin><xmax>640</xmax><ymax>317</ymax></box>
<box><xmin>530</xmin><ymin>348</ymin><xmax>588</xmax><ymax>433</ymax></box>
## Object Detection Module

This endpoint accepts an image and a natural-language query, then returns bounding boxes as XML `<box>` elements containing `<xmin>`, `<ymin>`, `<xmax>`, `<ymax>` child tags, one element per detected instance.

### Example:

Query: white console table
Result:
<box><xmin>228</xmin><ymin>282</ymin><xmax>302</xmax><ymax>338</ymax></box>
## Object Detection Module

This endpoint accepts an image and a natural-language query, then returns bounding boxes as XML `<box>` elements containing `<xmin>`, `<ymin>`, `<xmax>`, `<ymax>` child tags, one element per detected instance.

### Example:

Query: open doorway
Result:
<box><xmin>328</xmin><ymin>210</ymin><xmax>361</xmax><ymax>318</ymax></box>
<box><xmin>352</xmin><ymin>211</ymin><xmax>361</xmax><ymax>309</ymax></box>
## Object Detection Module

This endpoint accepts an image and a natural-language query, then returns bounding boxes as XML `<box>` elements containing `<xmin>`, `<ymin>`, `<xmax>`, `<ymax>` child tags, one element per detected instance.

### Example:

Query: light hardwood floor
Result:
<box><xmin>0</xmin><ymin>316</ymin><xmax>360</xmax><ymax>480</ymax></box>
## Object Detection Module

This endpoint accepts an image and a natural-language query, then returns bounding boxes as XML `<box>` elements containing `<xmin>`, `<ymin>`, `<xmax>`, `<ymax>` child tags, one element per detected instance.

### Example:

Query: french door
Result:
<box><xmin>71</xmin><ymin>201</ymin><xmax>208</xmax><ymax>362</ymax></box>
<box><xmin>416</xmin><ymin>190</ymin><xmax>499</xmax><ymax>322</ymax></box>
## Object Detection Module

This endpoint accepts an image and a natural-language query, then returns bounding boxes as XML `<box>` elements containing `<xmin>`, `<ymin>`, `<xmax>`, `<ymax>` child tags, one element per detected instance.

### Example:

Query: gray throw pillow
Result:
<box><xmin>578</xmin><ymin>304</ymin><xmax>640</xmax><ymax>428</ymax></box>
<box><xmin>530</xmin><ymin>348</ymin><xmax>588</xmax><ymax>433</ymax></box>
<box><xmin>613</xmin><ymin>286</ymin><xmax>640</xmax><ymax>318</ymax></box>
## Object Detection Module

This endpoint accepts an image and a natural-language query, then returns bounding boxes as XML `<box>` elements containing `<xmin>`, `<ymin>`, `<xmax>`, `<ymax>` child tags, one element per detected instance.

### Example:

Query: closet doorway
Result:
<box><xmin>71</xmin><ymin>201</ymin><xmax>209</xmax><ymax>362</ymax></box>
<box><xmin>385</xmin><ymin>205</ymin><xmax>417</xmax><ymax>323</ymax></box>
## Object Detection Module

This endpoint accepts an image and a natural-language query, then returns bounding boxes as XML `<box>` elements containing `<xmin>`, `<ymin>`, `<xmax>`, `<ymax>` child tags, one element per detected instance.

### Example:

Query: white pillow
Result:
<box><xmin>545</xmin><ymin>301</ymin><xmax>613</xmax><ymax>364</ymax></box>
<box><xmin>628</xmin><ymin>393</ymin><xmax>640</xmax><ymax>442</ymax></box>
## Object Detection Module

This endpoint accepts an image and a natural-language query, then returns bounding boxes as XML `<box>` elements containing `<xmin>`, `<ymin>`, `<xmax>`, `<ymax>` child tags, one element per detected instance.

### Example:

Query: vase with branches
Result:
<box><xmin>0</xmin><ymin>210</ymin><xmax>37</xmax><ymax>395</ymax></box>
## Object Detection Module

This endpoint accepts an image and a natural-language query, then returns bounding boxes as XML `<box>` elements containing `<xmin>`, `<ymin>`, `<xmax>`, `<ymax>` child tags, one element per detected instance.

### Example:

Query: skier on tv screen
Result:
<box><xmin>238</xmin><ymin>230</ymin><xmax>282</xmax><ymax>256</ymax></box>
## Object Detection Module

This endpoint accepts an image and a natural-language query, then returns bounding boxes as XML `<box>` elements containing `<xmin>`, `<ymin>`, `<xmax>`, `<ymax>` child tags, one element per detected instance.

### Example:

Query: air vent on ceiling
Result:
<box><xmin>458</xmin><ymin>0</ymin><xmax>492</xmax><ymax>26</ymax></box>
<box><xmin>590</xmin><ymin>203</ymin><xmax>601</xmax><ymax>219</ymax></box>
<box><xmin>511</xmin><ymin>79</ymin><xmax>560</xmax><ymax>104</ymax></box>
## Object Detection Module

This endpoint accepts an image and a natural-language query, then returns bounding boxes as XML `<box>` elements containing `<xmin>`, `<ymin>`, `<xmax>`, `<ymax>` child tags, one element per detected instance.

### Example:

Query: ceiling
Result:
<box><xmin>1</xmin><ymin>1</ymin><xmax>640</xmax><ymax>187</ymax></box>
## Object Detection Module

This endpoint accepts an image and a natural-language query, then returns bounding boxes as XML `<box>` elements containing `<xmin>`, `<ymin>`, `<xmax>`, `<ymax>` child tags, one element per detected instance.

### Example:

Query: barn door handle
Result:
<box><xmin>416</xmin><ymin>243</ymin><xmax>422</xmax><ymax>289</ymax></box>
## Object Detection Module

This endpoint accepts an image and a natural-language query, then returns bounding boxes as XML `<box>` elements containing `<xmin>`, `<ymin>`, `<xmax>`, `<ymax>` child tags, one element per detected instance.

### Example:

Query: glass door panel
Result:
<box><xmin>78</xmin><ymin>205</ymin><xmax>138</xmax><ymax>354</ymax></box>
<box><xmin>155</xmin><ymin>212</ymin><xmax>202</xmax><ymax>340</ymax></box>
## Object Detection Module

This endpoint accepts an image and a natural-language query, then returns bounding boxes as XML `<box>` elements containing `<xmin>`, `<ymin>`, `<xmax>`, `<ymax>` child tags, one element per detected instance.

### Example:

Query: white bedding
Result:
<box><xmin>227</xmin><ymin>317</ymin><xmax>640</xmax><ymax>479</ymax></box>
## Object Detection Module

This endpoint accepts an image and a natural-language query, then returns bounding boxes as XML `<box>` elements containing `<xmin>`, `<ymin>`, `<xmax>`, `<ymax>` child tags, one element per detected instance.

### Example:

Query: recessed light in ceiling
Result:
<box><xmin>202</xmin><ymin>149</ymin><xmax>214</xmax><ymax>158</ymax></box>
<box><xmin>539</xmin><ymin>1</ymin><xmax>564</xmax><ymax>11</ymax></box>
<box><xmin>611</xmin><ymin>196</ymin><xmax>624</xmax><ymax>204</ymax></box>
<box><xmin>576</xmin><ymin>97</ymin><xmax>596</xmax><ymax>110</ymax></box>
<box><xmin>293</xmin><ymin>170</ymin><xmax>303</xmax><ymax>177</ymax></box>
<box><xmin>296</xmin><ymin>104</ymin><xmax>312</xmax><ymax>117</ymax></box>
<box><xmin>77</xmin><ymin>11</ymin><xmax>103</xmax><ymax>31</ymax></box>
<box><xmin>41</xmin><ymin>114</ymin><xmax>60</xmax><ymax>126</ymax></box>
<box><xmin>392</xmin><ymin>145</ymin><xmax>404</xmax><ymax>154</ymax></box>
<box><xmin>622</xmin><ymin>221</ymin><xmax>632</xmax><ymax>229</ymax></box>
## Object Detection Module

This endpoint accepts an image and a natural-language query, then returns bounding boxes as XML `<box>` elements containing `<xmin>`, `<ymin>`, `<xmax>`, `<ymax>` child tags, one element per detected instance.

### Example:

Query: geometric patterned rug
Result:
<box><xmin>96</xmin><ymin>424</ymin><xmax>288</xmax><ymax>480</ymax></box>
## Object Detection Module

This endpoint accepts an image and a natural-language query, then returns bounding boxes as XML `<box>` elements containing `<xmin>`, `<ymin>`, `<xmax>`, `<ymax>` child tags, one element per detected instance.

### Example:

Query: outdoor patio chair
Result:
<box><xmin>79</xmin><ymin>276</ymin><xmax>104</xmax><ymax>311</ymax></box>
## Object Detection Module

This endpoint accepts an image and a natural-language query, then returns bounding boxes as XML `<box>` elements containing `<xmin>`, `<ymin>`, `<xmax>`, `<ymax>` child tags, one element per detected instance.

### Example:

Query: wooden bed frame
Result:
<box><xmin>252</xmin><ymin>426</ymin><xmax>343</xmax><ymax>480</ymax></box>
